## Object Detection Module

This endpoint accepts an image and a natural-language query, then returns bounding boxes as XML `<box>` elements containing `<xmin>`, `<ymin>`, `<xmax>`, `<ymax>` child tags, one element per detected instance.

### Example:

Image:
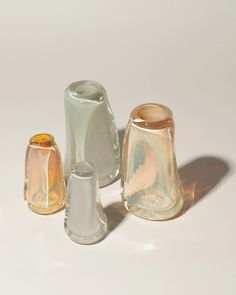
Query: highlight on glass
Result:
<box><xmin>24</xmin><ymin>133</ymin><xmax>66</xmax><ymax>215</ymax></box>
<box><xmin>121</xmin><ymin>103</ymin><xmax>183</xmax><ymax>220</ymax></box>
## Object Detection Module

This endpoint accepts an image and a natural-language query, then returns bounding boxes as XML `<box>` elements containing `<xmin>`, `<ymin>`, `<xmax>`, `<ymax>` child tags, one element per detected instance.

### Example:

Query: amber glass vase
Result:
<box><xmin>121</xmin><ymin>103</ymin><xmax>183</xmax><ymax>220</ymax></box>
<box><xmin>24</xmin><ymin>134</ymin><xmax>66</xmax><ymax>215</ymax></box>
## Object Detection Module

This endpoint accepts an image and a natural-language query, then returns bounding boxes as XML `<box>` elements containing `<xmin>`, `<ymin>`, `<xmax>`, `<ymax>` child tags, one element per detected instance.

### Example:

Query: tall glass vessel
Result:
<box><xmin>121</xmin><ymin>103</ymin><xmax>183</xmax><ymax>220</ymax></box>
<box><xmin>64</xmin><ymin>80</ymin><xmax>120</xmax><ymax>187</ymax></box>
<box><xmin>24</xmin><ymin>133</ymin><xmax>66</xmax><ymax>214</ymax></box>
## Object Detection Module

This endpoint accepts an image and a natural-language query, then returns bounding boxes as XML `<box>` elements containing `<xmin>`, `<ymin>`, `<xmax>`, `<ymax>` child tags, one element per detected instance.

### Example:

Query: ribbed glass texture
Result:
<box><xmin>121</xmin><ymin>103</ymin><xmax>183</xmax><ymax>220</ymax></box>
<box><xmin>24</xmin><ymin>134</ymin><xmax>66</xmax><ymax>214</ymax></box>
<box><xmin>64</xmin><ymin>161</ymin><xmax>108</xmax><ymax>245</ymax></box>
<box><xmin>64</xmin><ymin>80</ymin><xmax>120</xmax><ymax>187</ymax></box>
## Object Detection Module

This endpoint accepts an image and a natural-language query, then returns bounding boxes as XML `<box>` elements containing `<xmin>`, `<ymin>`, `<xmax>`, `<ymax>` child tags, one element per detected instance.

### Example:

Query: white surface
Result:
<box><xmin>0</xmin><ymin>1</ymin><xmax>235</xmax><ymax>294</ymax></box>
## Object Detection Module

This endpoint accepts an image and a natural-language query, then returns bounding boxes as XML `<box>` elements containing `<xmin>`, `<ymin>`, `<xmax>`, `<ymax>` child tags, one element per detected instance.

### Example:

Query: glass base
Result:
<box><xmin>98</xmin><ymin>168</ymin><xmax>120</xmax><ymax>188</ymax></box>
<box><xmin>64</xmin><ymin>223</ymin><xmax>108</xmax><ymax>245</ymax></box>
<box><xmin>26</xmin><ymin>200</ymin><xmax>65</xmax><ymax>215</ymax></box>
<box><xmin>65</xmin><ymin>168</ymin><xmax>119</xmax><ymax>188</ymax></box>
<box><xmin>123</xmin><ymin>196</ymin><xmax>183</xmax><ymax>221</ymax></box>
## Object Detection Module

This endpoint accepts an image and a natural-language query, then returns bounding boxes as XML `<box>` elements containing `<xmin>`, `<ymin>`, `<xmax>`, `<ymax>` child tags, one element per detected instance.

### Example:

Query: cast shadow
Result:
<box><xmin>118</xmin><ymin>128</ymin><xmax>125</xmax><ymax>152</ymax></box>
<box><xmin>102</xmin><ymin>128</ymin><xmax>126</xmax><ymax>188</ymax></box>
<box><xmin>176</xmin><ymin>156</ymin><xmax>230</xmax><ymax>217</ymax></box>
<box><xmin>102</xmin><ymin>129</ymin><xmax>127</xmax><ymax>231</ymax></box>
<box><xmin>104</xmin><ymin>201</ymin><xmax>128</xmax><ymax>232</ymax></box>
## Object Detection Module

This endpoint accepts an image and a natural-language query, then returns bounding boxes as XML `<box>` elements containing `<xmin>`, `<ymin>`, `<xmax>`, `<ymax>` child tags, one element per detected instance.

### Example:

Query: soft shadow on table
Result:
<box><xmin>175</xmin><ymin>156</ymin><xmax>230</xmax><ymax>218</ymax></box>
<box><xmin>104</xmin><ymin>201</ymin><xmax>128</xmax><ymax>232</ymax></box>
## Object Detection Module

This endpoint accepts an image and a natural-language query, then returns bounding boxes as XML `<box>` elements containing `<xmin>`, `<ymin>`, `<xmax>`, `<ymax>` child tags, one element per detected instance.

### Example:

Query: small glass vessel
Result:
<box><xmin>121</xmin><ymin>103</ymin><xmax>183</xmax><ymax>220</ymax></box>
<box><xmin>64</xmin><ymin>161</ymin><xmax>108</xmax><ymax>245</ymax></box>
<box><xmin>24</xmin><ymin>133</ymin><xmax>66</xmax><ymax>214</ymax></box>
<box><xmin>64</xmin><ymin>80</ymin><xmax>120</xmax><ymax>187</ymax></box>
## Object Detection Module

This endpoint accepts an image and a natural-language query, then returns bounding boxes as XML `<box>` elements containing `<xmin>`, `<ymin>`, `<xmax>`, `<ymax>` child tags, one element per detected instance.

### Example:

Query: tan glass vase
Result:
<box><xmin>24</xmin><ymin>134</ymin><xmax>66</xmax><ymax>215</ymax></box>
<box><xmin>121</xmin><ymin>103</ymin><xmax>183</xmax><ymax>220</ymax></box>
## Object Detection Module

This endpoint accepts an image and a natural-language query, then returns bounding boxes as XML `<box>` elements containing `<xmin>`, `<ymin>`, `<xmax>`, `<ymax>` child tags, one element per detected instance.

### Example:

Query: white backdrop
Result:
<box><xmin>0</xmin><ymin>1</ymin><xmax>235</xmax><ymax>294</ymax></box>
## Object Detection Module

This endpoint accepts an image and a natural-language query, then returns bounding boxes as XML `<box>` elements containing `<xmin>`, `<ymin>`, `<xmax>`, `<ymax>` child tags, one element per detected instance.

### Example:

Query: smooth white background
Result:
<box><xmin>0</xmin><ymin>1</ymin><xmax>235</xmax><ymax>294</ymax></box>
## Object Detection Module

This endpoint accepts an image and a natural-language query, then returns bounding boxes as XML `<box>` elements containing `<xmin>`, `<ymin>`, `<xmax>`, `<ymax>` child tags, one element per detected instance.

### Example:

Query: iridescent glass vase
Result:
<box><xmin>121</xmin><ymin>103</ymin><xmax>183</xmax><ymax>220</ymax></box>
<box><xmin>64</xmin><ymin>80</ymin><xmax>120</xmax><ymax>187</ymax></box>
<box><xmin>24</xmin><ymin>133</ymin><xmax>66</xmax><ymax>215</ymax></box>
<box><xmin>65</xmin><ymin>162</ymin><xmax>108</xmax><ymax>244</ymax></box>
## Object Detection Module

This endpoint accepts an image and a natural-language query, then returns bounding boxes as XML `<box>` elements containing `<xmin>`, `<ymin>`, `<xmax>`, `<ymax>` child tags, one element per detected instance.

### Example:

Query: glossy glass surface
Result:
<box><xmin>121</xmin><ymin>104</ymin><xmax>183</xmax><ymax>220</ymax></box>
<box><xmin>24</xmin><ymin>133</ymin><xmax>66</xmax><ymax>214</ymax></box>
<box><xmin>64</xmin><ymin>161</ymin><xmax>108</xmax><ymax>244</ymax></box>
<box><xmin>64</xmin><ymin>80</ymin><xmax>120</xmax><ymax>187</ymax></box>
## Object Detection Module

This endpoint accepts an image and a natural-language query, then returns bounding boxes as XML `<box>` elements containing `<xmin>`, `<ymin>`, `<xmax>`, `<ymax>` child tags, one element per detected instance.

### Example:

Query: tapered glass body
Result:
<box><xmin>64</xmin><ymin>162</ymin><xmax>108</xmax><ymax>245</ymax></box>
<box><xmin>121</xmin><ymin>104</ymin><xmax>183</xmax><ymax>220</ymax></box>
<box><xmin>64</xmin><ymin>80</ymin><xmax>120</xmax><ymax>187</ymax></box>
<box><xmin>24</xmin><ymin>134</ymin><xmax>66</xmax><ymax>214</ymax></box>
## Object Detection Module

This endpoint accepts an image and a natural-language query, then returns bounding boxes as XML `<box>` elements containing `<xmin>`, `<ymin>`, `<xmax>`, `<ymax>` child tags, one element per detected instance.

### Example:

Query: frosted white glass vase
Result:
<box><xmin>64</xmin><ymin>162</ymin><xmax>108</xmax><ymax>245</ymax></box>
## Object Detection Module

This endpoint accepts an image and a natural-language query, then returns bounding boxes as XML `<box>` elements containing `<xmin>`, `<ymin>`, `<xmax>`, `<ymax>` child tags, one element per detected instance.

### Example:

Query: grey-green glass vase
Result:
<box><xmin>64</xmin><ymin>80</ymin><xmax>120</xmax><ymax>187</ymax></box>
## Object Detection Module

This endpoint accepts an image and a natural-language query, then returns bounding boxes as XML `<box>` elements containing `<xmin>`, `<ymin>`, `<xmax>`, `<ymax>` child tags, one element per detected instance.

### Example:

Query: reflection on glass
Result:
<box><xmin>24</xmin><ymin>133</ymin><xmax>66</xmax><ymax>214</ymax></box>
<box><xmin>64</xmin><ymin>80</ymin><xmax>120</xmax><ymax>187</ymax></box>
<box><xmin>65</xmin><ymin>161</ymin><xmax>108</xmax><ymax>245</ymax></box>
<box><xmin>121</xmin><ymin>103</ymin><xmax>183</xmax><ymax>220</ymax></box>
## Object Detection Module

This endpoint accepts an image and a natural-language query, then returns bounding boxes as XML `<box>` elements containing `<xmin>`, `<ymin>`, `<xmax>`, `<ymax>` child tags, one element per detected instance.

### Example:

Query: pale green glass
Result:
<box><xmin>64</xmin><ymin>80</ymin><xmax>120</xmax><ymax>187</ymax></box>
<box><xmin>121</xmin><ymin>103</ymin><xmax>183</xmax><ymax>220</ymax></box>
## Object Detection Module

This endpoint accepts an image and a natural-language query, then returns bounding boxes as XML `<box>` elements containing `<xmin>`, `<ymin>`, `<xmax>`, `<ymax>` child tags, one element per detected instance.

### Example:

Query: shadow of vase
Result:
<box><xmin>104</xmin><ymin>201</ymin><xmax>128</xmax><ymax>232</ymax></box>
<box><xmin>177</xmin><ymin>156</ymin><xmax>230</xmax><ymax>217</ymax></box>
<box><xmin>101</xmin><ymin>128</ymin><xmax>126</xmax><ymax>188</ymax></box>
<box><xmin>118</xmin><ymin>128</ymin><xmax>125</xmax><ymax>152</ymax></box>
<box><xmin>108</xmin><ymin>131</ymin><xmax>230</xmax><ymax>224</ymax></box>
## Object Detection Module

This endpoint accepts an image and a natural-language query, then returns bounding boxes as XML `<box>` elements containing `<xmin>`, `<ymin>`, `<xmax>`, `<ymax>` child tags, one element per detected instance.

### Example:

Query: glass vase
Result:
<box><xmin>121</xmin><ymin>103</ymin><xmax>183</xmax><ymax>220</ymax></box>
<box><xmin>64</xmin><ymin>161</ymin><xmax>108</xmax><ymax>244</ymax></box>
<box><xmin>64</xmin><ymin>80</ymin><xmax>120</xmax><ymax>187</ymax></box>
<box><xmin>24</xmin><ymin>133</ymin><xmax>66</xmax><ymax>214</ymax></box>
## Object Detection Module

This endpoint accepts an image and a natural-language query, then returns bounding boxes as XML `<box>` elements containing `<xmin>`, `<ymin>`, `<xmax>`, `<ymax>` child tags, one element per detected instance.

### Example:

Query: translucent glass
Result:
<box><xmin>64</xmin><ymin>80</ymin><xmax>120</xmax><ymax>187</ymax></box>
<box><xmin>24</xmin><ymin>133</ymin><xmax>66</xmax><ymax>214</ymax></box>
<box><xmin>121</xmin><ymin>103</ymin><xmax>183</xmax><ymax>220</ymax></box>
<box><xmin>64</xmin><ymin>161</ymin><xmax>108</xmax><ymax>244</ymax></box>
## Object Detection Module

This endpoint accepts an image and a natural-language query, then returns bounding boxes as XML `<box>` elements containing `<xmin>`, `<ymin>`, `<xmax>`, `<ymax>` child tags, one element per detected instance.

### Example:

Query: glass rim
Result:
<box><xmin>131</xmin><ymin>103</ymin><xmax>173</xmax><ymax>128</ymax></box>
<box><xmin>65</xmin><ymin>80</ymin><xmax>106</xmax><ymax>102</ymax></box>
<box><xmin>30</xmin><ymin>133</ymin><xmax>55</xmax><ymax>147</ymax></box>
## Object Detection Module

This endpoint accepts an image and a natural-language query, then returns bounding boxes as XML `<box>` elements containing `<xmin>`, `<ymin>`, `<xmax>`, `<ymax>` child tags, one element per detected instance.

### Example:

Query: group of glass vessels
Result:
<box><xmin>24</xmin><ymin>80</ymin><xmax>184</xmax><ymax>245</ymax></box>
